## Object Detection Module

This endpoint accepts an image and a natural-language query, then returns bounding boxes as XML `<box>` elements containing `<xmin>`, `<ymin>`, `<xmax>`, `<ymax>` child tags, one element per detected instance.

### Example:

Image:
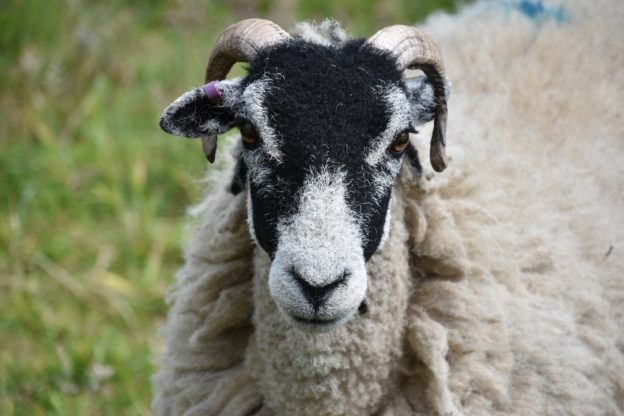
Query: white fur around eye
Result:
<box><xmin>363</xmin><ymin>85</ymin><xmax>411</xmax><ymax>204</ymax></box>
<box><xmin>365</xmin><ymin>85</ymin><xmax>412</xmax><ymax>167</ymax></box>
<box><xmin>239</xmin><ymin>77</ymin><xmax>283</xmax><ymax>162</ymax></box>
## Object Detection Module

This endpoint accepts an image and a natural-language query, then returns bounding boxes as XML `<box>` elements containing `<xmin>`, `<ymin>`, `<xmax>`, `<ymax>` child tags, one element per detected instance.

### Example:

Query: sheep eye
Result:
<box><xmin>239</xmin><ymin>123</ymin><xmax>259</xmax><ymax>146</ymax></box>
<box><xmin>390</xmin><ymin>131</ymin><xmax>410</xmax><ymax>153</ymax></box>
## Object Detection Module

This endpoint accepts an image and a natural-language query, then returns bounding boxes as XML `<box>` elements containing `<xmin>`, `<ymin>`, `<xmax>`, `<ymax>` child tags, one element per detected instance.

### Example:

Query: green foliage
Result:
<box><xmin>296</xmin><ymin>0</ymin><xmax>457</xmax><ymax>35</ymax></box>
<box><xmin>0</xmin><ymin>0</ymin><xmax>457</xmax><ymax>414</ymax></box>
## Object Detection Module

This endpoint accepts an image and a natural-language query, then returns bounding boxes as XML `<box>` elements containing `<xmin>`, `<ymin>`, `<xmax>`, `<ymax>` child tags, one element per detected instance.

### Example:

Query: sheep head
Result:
<box><xmin>160</xmin><ymin>19</ymin><xmax>448</xmax><ymax>332</ymax></box>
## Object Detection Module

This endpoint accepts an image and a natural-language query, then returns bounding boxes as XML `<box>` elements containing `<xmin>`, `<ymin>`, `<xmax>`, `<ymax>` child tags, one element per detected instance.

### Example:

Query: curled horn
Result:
<box><xmin>367</xmin><ymin>26</ymin><xmax>448</xmax><ymax>172</ymax></box>
<box><xmin>201</xmin><ymin>19</ymin><xmax>292</xmax><ymax>161</ymax></box>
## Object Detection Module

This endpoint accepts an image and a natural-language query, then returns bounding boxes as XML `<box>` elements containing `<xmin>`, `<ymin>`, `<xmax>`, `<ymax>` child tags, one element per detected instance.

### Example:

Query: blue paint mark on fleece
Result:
<box><xmin>513</xmin><ymin>1</ymin><xmax>568</xmax><ymax>24</ymax></box>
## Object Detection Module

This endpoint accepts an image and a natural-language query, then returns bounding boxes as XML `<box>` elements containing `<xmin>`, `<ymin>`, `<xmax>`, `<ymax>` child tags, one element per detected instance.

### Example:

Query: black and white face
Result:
<box><xmin>160</xmin><ymin>39</ymin><xmax>438</xmax><ymax>331</ymax></box>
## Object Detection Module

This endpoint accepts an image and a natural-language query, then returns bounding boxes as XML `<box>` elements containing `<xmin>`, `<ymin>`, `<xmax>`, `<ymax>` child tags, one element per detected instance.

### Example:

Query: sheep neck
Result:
<box><xmin>246</xmin><ymin>193</ymin><xmax>412</xmax><ymax>416</ymax></box>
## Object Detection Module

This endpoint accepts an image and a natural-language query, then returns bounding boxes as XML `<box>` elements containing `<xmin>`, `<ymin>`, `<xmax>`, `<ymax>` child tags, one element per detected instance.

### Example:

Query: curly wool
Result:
<box><xmin>153</xmin><ymin>0</ymin><xmax>624</xmax><ymax>414</ymax></box>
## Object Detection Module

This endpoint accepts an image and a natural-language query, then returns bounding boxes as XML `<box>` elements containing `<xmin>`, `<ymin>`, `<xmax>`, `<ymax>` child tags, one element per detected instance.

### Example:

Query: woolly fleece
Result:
<box><xmin>153</xmin><ymin>0</ymin><xmax>624</xmax><ymax>414</ymax></box>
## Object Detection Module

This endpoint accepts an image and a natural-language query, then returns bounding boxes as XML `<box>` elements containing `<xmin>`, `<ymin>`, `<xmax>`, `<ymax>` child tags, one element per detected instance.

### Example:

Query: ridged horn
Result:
<box><xmin>200</xmin><ymin>19</ymin><xmax>291</xmax><ymax>161</ymax></box>
<box><xmin>205</xmin><ymin>18</ymin><xmax>292</xmax><ymax>82</ymax></box>
<box><xmin>367</xmin><ymin>26</ymin><xmax>448</xmax><ymax>172</ymax></box>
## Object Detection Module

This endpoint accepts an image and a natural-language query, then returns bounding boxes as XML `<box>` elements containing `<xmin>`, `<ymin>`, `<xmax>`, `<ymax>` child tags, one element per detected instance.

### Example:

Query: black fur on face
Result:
<box><xmin>160</xmin><ymin>37</ymin><xmax>439</xmax><ymax>264</ymax></box>
<box><xmin>239</xmin><ymin>39</ymin><xmax>409</xmax><ymax>260</ymax></box>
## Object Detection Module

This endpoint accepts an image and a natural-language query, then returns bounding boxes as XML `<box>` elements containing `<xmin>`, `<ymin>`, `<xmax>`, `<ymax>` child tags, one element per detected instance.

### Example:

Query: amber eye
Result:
<box><xmin>240</xmin><ymin>123</ymin><xmax>259</xmax><ymax>145</ymax></box>
<box><xmin>390</xmin><ymin>131</ymin><xmax>410</xmax><ymax>153</ymax></box>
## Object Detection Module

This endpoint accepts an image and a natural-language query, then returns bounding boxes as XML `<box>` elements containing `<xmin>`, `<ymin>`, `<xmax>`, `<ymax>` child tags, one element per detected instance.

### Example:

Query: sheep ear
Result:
<box><xmin>405</xmin><ymin>75</ymin><xmax>451</xmax><ymax>125</ymax></box>
<box><xmin>159</xmin><ymin>88</ymin><xmax>233</xmax><ymax>138</ymax></box>
<box><xmin>159</xmin><ymin>80</ymin><xmax>243</xmax><ymax>139</ymax></box>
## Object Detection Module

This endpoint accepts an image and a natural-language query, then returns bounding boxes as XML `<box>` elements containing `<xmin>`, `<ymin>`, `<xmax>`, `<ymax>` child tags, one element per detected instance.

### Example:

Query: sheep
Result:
<box><xmin>152</xmin><ymin>0</ymin><xmax>624</xmax><ymax>415</ymax></box>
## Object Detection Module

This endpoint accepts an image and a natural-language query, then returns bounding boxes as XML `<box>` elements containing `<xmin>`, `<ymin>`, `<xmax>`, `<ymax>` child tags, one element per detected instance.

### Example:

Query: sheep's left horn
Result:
<box><xmin>367</xmin><ymin>26</ymin><xmax>448</xmax><ymax>172</ymax></box>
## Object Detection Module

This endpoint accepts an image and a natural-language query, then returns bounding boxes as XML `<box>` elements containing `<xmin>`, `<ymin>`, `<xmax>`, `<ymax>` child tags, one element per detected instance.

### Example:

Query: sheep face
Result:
<box><xmin>160</xmin><ymin>39</ymin><xmax>438</xmax><ymax>331</ymax></box>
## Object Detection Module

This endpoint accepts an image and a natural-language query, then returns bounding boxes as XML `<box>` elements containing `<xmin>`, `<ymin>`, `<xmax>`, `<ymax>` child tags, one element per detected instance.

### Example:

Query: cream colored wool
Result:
<box><xmin>153</xmin><ymin>0</ymin><xmax>624</xmax><ymax>414</ymax></box>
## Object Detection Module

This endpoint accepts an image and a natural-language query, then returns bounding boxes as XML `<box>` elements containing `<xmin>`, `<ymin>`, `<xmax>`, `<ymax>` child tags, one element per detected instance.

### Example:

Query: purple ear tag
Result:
<box><xmin>202</xmin><ymin>81</ymin><xmax>222</xmax><ymax>104</ymax></box>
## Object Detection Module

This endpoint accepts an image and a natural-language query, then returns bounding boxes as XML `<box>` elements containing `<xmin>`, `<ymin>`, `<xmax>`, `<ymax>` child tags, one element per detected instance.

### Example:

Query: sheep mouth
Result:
<box><xmin>292</xmin><ymin>316</ymin><xmax>338</xmax><ymax>325</ymax></box>
<box><xmin>289</xmin><ymin>314</ymin><xmax>345</xmax><ymax>332</ymax></box>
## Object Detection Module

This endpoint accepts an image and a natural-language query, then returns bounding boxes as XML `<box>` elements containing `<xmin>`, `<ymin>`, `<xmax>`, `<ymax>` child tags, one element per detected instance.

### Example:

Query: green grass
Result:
<box><xmin>0</xmin><ymin>0</ymin><xmax>457</xmax><ymax>414</ymax></box>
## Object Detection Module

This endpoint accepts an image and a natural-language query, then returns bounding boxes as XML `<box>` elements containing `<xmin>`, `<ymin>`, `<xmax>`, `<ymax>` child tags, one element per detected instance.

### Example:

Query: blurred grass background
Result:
<box><xmin>1</xmin><ymin>0</ymin><xmax>458</xmax><ymax>414</ymax></box>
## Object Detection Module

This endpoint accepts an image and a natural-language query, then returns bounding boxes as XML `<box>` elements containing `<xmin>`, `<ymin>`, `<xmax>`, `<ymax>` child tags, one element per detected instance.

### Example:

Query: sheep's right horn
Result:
<box><xmin>205</xmin><ymin>18</ymin><xmax>292</xmax><ymax>82</ymax></box>
<box><xmin>367</xmin><ymin>26</ymin><xmax>448</xmax><ymax>172</ymax></box>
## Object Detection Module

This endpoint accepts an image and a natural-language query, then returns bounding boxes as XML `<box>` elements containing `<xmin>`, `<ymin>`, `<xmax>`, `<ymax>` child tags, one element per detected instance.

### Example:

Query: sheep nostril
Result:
<box><xmin>358</xmin><ymin>300</ymin><xmax>368</xmax><ymax>315</ymax></box>
<box><xmin>291</xmin><ymin>269</ymin><xmax>349</xmax><ymax>310</ymax></box>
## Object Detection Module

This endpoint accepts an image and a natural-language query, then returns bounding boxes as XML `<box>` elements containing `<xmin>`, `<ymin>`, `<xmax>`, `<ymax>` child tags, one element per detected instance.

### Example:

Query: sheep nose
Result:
<box><xmin>292</xmin><ymin>269</ymin><xmax>349</xmax><ymax>310</ymax></box>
